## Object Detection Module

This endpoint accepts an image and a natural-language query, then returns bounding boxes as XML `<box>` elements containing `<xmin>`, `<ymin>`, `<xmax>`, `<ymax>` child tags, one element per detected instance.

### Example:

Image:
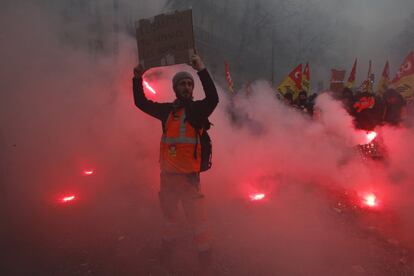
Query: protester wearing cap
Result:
<box><xmin>132</xmin><ymin>53</ymin><xmax>218</xmax><ymax>269</ymax></box>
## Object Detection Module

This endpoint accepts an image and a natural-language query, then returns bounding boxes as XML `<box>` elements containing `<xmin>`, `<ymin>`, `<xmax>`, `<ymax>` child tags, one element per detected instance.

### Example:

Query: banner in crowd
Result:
<box><xmin>277</xmin><ymin>63</ymin><xmax>303</xmax><ymax>99</ymax></box>
<box><xmin>345</xmin><ymin>58</ymin><xmax>357</xmax><ymax>89</ymax></box>
<box><xmin>376</xmin><ymin>61</ymin><xmax>390</xmax><ymax>95</ymax></box>
<box><xmin>391</xmin><ymin>51</ymin><xmax>414</xmax><ymax>101</ymax></box>
<box><xmin>302</xmin><ymin>62</ymin><xmax>310</xmax><ymax>94</ymax></box>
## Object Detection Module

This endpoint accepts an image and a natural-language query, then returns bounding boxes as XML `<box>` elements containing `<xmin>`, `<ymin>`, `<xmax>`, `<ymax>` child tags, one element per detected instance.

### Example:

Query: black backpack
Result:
<box><xmin>199</xmin><ymin>120</ymin><xmax>212</xmax><ymax>172</ymax></box>
<box><xmin>180</xmin><ymin>107</ymin><xmax>213</xmax><ymax>172</ymax></box>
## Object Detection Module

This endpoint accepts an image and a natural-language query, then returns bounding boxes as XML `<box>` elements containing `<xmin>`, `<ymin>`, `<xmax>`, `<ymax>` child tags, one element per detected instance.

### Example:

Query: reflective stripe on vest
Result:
<box><xmin>161</xmin><ymin>136</ymin><xmax>198</xmax><ymax>144</ymax></box>
<box><xmin>161</xmin><ymin>110</ymin><xmax>198</xmax><ymax>144</ymax></box>
<box><xmin>160</xmin><ymin>108</ymin><xmax>201</xmax><ymax>173</ymax></box>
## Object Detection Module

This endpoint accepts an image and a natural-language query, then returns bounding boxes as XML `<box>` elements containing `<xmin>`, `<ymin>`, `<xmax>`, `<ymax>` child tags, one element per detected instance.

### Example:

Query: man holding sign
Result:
<box><xmin>132</xmin><ymin>52</ymin><xmax>218</xmax><ymax>270</ymax></box>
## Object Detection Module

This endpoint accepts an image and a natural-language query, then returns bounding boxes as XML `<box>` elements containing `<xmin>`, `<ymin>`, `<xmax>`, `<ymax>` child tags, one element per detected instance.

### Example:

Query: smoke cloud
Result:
<box><xmin>1</xmin><ymin>1</ymin><xmax>414</xmax><ymax>275</ymax></box>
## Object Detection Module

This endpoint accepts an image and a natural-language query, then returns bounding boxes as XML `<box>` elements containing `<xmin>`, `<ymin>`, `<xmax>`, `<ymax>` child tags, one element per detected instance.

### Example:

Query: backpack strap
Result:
<box><xmin>192</xmin><ymin>119</ymin><xmax>212</xmax><ymax>160</ymax></box>
<box><xmin>193</xmin><ymin>129</ymin><xmax>200</xmax><ymax>159</ymax></box>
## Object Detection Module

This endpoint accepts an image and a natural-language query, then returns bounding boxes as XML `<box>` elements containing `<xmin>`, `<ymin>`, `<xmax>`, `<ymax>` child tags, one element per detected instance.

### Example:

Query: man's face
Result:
<box><xmin>175</xmin><ymin>78</ymin><xmax>194</xmax><ymax>100</ymax></box>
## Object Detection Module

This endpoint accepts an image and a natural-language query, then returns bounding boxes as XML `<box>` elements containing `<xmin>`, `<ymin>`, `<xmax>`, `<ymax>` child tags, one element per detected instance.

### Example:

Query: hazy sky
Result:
<box><xmin>328</xmin><ymin>0</ymin><xmax>413</xmax><ymax>73</ymax></box>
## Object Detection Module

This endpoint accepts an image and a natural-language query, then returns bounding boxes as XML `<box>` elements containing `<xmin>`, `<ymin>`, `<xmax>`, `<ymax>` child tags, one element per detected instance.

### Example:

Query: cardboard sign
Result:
<box><xmin>135</xmin><ymin>10</ymin><xmax>195</xmax><ymax>69</ymax></box>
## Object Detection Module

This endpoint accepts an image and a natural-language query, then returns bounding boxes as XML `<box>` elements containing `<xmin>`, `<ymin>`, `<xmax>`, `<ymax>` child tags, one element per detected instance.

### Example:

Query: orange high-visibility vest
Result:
<box><xmin>160</xmin><ymin>108</ymin><xmax>201</xmax><ymax>173</ymax></box>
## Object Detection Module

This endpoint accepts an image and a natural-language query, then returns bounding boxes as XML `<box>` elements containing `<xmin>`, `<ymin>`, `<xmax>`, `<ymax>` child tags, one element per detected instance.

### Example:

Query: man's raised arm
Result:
<box><xmin>132</xmin><ymin>65</ymin><xmax>170</xmax><ymax>121</ymax></box>
<box><xmin>190</xmin><ymin>54</ymin><xmax>219</xmax><ymax>118</ymax></box>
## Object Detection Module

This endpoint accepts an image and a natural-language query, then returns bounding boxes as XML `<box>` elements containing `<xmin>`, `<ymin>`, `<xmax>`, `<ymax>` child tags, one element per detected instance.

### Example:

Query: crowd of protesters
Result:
<box><xmin>281</xmin><ymin>88</ymin><xmax>407</xmax><ymax>130</ymax></box>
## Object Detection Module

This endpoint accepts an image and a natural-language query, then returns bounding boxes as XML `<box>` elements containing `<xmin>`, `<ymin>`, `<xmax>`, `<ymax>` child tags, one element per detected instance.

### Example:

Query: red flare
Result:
<box><xmin>363</xmin><ymin>194</ymin><xmax>377</xmax><ymax>207</ymax></box>
<box><xmin>143</xmin><ymin>80</ymin><xmax>156</xmax><ymax>94</ymax></box>
<box><xmin>249</xmin><ymin>193</ymin><xmax>266</xmax><ymax>201</ymax></box>
<box><xmin>366</xmin><ymin>131</ymin><xmax>377</xmax><ymax>144</ymax></box>
<box><xmin>61</xmin><ymin>195</ymin><xmax>76</xmax><ymax>203</ymax></box>
<box><xmin>83</xmin><ymin>169</ymin><xmax>94</xmax><ymax>176</ymax></box>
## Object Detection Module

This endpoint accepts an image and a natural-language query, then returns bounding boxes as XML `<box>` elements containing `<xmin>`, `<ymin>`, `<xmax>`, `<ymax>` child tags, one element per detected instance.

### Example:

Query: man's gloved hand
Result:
<box><xmin>190</xmin><ymin>53</ymin><xmax>206</xmax><ymax>72</ymax></box>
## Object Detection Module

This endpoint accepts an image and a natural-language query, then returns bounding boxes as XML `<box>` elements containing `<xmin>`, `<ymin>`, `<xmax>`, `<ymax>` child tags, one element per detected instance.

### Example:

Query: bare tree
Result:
<box><xmin>164</xmin><ymin>0</ymin><xmax>340</xmax><ymax>88</ymax></box>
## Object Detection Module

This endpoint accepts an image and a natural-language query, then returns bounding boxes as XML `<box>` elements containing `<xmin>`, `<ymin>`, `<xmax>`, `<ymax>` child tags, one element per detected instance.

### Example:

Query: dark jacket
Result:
<box><xmin>133</xmin><ymin>69</ymin><xmax>219</xmax><ymax>130</ymax></box>
<box><xmin>382</xmin><ymin>89</ymin><xmax>406</xmax><ymax>126</ymax></box>
<box><xmin>353</xmin><ymin>92</ymin><xmax>384</xmax><ymax>131</ymax></box>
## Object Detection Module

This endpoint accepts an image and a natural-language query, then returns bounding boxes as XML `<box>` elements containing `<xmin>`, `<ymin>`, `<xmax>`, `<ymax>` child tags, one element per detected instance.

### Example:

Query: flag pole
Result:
<box><xmin>271</xmin><ymin>29</ymin><xmax>275</xmax><ymax>86</ymax></box>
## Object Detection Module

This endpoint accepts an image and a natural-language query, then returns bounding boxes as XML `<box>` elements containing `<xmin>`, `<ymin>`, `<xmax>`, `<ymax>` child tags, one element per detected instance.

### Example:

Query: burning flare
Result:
<box><xmin>61</xmin><ymin>195</ymin><xmax>76</xmax><ymax>203</ymax></box>
<box><xmin>365</xmin><ymin>131</ymin><xmax>377</xmax><ymax>144</ymax></box>
<box><xmin>143</xmin><ymin>80</ymin><xmax>156</xmax><ymax>94</ymax></box>
<box><xmin>249</xmin><ymin>193</ymin><xmax>266</xmax><ymax>201</ymax></box>
<box><xmin>83</xmin><ymin>169</ymin><xmax>94</xmax><ymax>176</ymax></box>
<box><xmin>363</xmin><ymin>194</ymin><xmax>377</xmax><ymax>207</ymax></box>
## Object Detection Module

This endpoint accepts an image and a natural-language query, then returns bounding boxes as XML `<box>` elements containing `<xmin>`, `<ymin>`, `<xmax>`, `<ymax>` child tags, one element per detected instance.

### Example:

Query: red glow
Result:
<box><xmin>250</xmin><ymin>193</ymin><xmax>266</xmax><ymax>201</ymax></box>
<box><xmin>366</xmin><ymin>131</ymin><xmax>377</xmax><ymax>144</ymax></box>
<box><xmin>61</xmin><ymin>195</ymin><xmax>76</xmax><ymax>203</ymax></box>
<box><xmin>363</xmin><ymin>194</ymin><xmax>377</xmax><ymax>207</ymax></box>
<box><xmin>143</xmin><ymin>80</ymin><xmax>156</xmax><ymax>94</ymax></box>
<box><xmin>83</xmin><ymin>169</ymin><xmax>94</xmax><ymax>176</ymax></box>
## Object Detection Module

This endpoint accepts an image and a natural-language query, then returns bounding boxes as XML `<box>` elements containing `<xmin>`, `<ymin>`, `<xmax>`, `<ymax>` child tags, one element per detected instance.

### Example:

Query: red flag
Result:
<box><xmin>289</xmin><ymin>64</ymin><xmax>303</xmax><ymax>90</ymax></box>
<box><xmin>391</xmin><ymin>51</ymin><xmax>414</xmax><ymax>100</ymax></box>
<box><xmin>277</xmin><ymin>64</ymin><xmax>303</xmax><ymax>99</ymax></box>
<box><xmin>376</xmin><ymin>61</ymin><xmax>390</xmax><ymax>95</ymax></box>
<box><xmin>392</xmin><ymin>52</ymin><xmax>414</xmax><ymax>82</ymax></box>
<box><xmin>224</xmin><ymin>61</ymin><xmax>234</xmax><ymax>93</ymax></box>
<box><xmin>360</xmin><ymin>60</ymin><xmax>373</xmax><ymax>93</ymax></box>
<box><xmin>302</xmin><ymin>62</ymin><xmax>310</xmax><ymax>93</ymax></box>
<box><xmin>345</xmin><ymin>58</ymin><xmax>357</xmax><ymax>89</ymax></box>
